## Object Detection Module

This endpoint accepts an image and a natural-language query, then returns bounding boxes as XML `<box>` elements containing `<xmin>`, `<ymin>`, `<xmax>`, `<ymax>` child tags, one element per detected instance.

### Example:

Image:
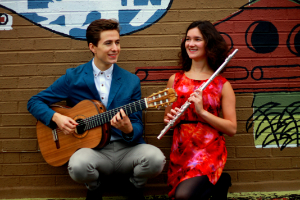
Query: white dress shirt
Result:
<box><xmin>92</xmin><ymin>59</ymin><xmax>113</xmax><ymax>107</ymax></box>
<box><xmin>92</xmin><ymin>59</ymin><xmax>122</xmax><ymax>141</ymax></box>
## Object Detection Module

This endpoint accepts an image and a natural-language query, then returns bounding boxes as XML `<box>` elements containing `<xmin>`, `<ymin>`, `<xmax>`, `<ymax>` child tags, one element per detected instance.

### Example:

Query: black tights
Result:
<box><xmin>174</xmin><ymin>173</ymin><xmax>231</xmax><ymax>200</ymax></box>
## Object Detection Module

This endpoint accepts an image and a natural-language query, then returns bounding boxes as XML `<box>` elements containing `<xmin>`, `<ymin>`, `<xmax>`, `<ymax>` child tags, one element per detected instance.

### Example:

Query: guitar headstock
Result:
<box><xmin>146</xmin><ymin>88</ymin><xmax>177</xmax><ymax>109</ymax></box>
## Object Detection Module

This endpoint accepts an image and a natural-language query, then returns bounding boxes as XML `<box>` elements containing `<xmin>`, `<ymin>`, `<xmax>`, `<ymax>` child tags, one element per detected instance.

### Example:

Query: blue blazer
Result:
<box><xmin>27</xmin><ymin>60</ymin><xmax>145</xmax><ymax>144</ymax></box>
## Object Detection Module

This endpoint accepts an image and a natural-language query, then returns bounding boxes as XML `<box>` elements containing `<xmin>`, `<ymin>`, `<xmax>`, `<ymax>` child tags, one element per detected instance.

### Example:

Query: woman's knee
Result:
<box><xmin>174</xmin><ymin>176</ymin><xmax>213</xmax><ymax>200</ymax></box>
<box><xmin>174</xmin><ymin>191</ymin><xmax>191</xmax><ymax>200</ymax></box>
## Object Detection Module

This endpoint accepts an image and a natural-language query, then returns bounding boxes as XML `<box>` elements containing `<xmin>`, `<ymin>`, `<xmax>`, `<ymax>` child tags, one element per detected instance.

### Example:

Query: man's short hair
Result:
<box><xmin>86</xmin><ymin>19</ymin><xmax>120</xmax><ymax>46</ymax></box>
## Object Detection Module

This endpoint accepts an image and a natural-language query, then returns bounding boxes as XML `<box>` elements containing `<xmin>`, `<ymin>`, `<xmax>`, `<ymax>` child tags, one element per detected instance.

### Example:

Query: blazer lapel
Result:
<box><xmin>83</xmin><ymin>60</ymin><xmax>100</xmax><ymax>100</ymax></box>
<box><xmin>107</xmin><ymin>64</ymin><xmax>122</xmax><ymax>108</ymax></box>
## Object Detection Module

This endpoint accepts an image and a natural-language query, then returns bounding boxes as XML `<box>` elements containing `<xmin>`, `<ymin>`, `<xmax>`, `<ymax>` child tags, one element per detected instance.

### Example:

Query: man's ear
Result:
<box><xmin>89</xmin><ymin>43</ymin><xmax>96</xmax><ymax>54</ymax></box>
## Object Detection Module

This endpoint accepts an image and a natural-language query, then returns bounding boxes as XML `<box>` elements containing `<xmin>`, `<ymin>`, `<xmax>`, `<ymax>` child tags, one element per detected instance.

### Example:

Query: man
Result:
<box><xmin>27</xmin><ymin>19</ymin><xmax>166</xmax><ymax>200</ymax></box>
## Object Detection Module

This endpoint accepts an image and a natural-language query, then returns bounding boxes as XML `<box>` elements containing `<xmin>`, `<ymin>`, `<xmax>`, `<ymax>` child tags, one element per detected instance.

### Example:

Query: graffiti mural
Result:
<box><xmin>0</xmin><ymin>0</ymin><xmax>173</xmax><ymax>39</ymax></box>
<box><xmin>135</xmin><ymin>0</ymin><xmax>300</xmax><ymax>92</ymax></box>
<box><xmin>217</xmin><ymin>0</ymin><xmax>300</xmax><ymax>149</ymax></box>
<box><xmin>246</xmin><ymin>92</ymin><xmax>300</xmax><ymax>150</ymax></box>
<box><xmin>0</xmin><ymin>0</ymin><xmax>299</xmax><ymax>150</ymax></box>
<box><xmin>0</xmin><ymin>12</ymin><xmax>12</xmax><ymax>30</ymax></box>
<box><xmin>214</xmin><ymin>0</ymin><xmax>300</xmax><ymax>93</ymax></box>
<box><xmin>135</xmin><ymin>0</ymin><xmax>300</xmax><ymax>149</ymax></box>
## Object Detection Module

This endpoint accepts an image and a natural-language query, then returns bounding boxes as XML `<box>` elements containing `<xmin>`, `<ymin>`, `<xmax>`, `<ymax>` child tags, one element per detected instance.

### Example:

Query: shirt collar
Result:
<box><xmin>92</xmin><ymin>58</ymin><xmax>114</xmax><ymax>77</ymax></box>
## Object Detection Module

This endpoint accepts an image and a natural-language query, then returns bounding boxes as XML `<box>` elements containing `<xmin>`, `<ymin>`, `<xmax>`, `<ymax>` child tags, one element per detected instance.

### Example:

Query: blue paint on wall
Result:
<box><xmin>133</xmin><ymin>0</ymin><xmax>162</xmax><ymax>6</ymax></box>
<box><xmin>19</xmin><ymin>12</ymin><xmax>48</xmax><ymax>23</ymax></box>
<box><xmin>122</xmin><ymin>0</ymin><xmax>127</xmax><ymax>6</ymax></box>
<box><xmin>50</xmin><ymin>15</ymin><xmax>65</xmax><ymax>26</ymax></box>
<box><xmin>134</xmin><ymin>0</ymin><xmax>148</xmax><ymax>6</ymax></box>
<box><xmin>151</xmin><ymin>0</ymin><xmax>162</xmax><ymax>5</ymax></box>
<box><xmin>28</xmin><ymin>0</ymin><xmax>53</xmax><ymax>9</ymax></box>
<box><xmin>0</xmin><ymin>0</ymin><xmax>173</xmax><ymax>40</ymax></box>
<box><xmin>119</xmin><ymin>9</ymin><xmax>165</xmax><ymax>35</ymax></box>
<box><xmin>69</xmin><ymin>28</ymin><xmax>86</xmax><ymax>39</ymax></box>
<box><xmin>83</xmin><ymin>11</ymin><xmax>101</xmax><ymax>26</ymax></box>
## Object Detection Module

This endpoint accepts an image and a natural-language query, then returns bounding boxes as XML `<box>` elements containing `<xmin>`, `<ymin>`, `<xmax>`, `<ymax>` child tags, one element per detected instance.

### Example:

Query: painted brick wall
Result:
<box><xmin>0</xmin><ymin>0</ymin><xmax>300</xmax><ymax>198</ymax></box>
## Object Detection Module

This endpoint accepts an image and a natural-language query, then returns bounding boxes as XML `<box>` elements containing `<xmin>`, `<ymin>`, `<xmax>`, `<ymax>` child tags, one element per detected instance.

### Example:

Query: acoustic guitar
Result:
<box><xmin>36</xmin><ymin>88</ymin><xmax>177</xmax><ymax>167</ymax></box>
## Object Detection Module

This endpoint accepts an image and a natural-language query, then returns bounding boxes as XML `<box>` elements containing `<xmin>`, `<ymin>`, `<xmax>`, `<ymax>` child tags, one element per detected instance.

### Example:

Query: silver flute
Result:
<box><xmin>157</xmin><ymin>49</ymin><xmax>239</xmax><ymax>140</ymax></box>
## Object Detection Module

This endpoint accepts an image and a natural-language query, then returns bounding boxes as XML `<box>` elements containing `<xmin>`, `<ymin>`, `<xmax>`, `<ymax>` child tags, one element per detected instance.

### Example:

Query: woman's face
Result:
<box><xmin>185</xmin><ymin>27</ymin><xmax>206</xmax><ymax>60</ymax></box>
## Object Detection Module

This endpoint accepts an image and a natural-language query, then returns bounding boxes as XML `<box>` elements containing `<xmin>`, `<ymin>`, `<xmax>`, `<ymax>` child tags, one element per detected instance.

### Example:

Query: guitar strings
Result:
<box><xmin>83</xmin><ymin>99</ymin><xmax>146</xmax><ymax>131</ymax></box>
<box><xmin>73</xmin><ymin>99</ymin><xmax>147</xmax><ymax>131</ymax></box>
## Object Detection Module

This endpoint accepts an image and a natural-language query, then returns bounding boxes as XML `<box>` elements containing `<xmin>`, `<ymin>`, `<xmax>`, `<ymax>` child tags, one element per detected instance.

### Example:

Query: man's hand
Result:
<box><xmin>110</xmin><ymin>109</ymin><xmax>133</xmax><ymax>134</ymax></box>
<box><xmin>52</xmin><ymin>112</ymin><xmax>78</xmax><ymax>135</ymax></box>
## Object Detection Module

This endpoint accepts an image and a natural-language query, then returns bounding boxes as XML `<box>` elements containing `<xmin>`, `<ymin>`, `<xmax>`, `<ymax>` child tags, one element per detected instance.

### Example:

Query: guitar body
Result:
<box><xmin>36</xmin><ymin>100</ymin><xmax>111</xmax><ymax>167</ymax></box>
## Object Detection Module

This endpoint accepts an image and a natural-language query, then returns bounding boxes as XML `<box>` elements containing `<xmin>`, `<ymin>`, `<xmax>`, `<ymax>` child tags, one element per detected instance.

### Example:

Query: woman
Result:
<box><xmin>164</xmin><ymin>21</ymin><xmax>237</xmax><ymax>200</ymax></box>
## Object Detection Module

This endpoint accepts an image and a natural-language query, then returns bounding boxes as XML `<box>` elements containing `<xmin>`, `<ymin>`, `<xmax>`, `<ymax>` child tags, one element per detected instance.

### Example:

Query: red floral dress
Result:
<box><xmin>167</xmin><ymin>72</ymin><xmax>228</xmax><ymax>198</ymax></box>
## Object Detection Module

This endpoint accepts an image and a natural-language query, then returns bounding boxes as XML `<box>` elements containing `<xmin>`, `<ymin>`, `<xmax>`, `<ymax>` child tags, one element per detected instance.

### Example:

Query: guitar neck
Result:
<box><xmin>84</xmin><ymin>99</ymin><xmax>147</xmax><ymax>130</ymax></box>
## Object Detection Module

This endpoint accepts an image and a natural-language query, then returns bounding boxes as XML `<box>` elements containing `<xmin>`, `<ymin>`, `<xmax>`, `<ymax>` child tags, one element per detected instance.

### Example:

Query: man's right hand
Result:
<box><xmin>51</xmin><ymin>112</ymin><xmax>78</xmax><ymax>135</ymax></box>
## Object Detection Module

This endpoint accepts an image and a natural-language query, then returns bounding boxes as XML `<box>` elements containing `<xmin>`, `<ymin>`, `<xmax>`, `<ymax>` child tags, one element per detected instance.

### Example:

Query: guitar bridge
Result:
<box><xmin>52</xmin><ymin>129</ymin><xmax>60</xmax><ymax>149</ymax></box>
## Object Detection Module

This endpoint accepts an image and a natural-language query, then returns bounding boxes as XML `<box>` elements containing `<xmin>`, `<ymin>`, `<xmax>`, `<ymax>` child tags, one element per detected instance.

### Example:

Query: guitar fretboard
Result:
<box><xmin>83</xmin><ymin>99</ymin><xmax>147</xmax><ymax>131</ymax></box>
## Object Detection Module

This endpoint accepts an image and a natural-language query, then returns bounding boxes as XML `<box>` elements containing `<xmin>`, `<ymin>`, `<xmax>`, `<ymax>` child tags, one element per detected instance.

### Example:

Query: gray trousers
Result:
<box><xmin>68</xmin><ymin>140</ymin><xmax>166</xmax><ymax>190</ymax></box>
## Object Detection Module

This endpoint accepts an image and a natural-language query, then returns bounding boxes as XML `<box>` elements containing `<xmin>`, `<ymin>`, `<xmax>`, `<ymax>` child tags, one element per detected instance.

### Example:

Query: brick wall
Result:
<box><xmin>0</xmin><ymin>0</ymin><xmax>300</xmax><ymax>198</ymax></box>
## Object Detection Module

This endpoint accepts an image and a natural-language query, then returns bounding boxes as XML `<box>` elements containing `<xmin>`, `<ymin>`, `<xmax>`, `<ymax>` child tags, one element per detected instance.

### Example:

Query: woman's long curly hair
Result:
<box><xmin>179</xmin><ymin>21</ymin><xmax>229</xmax><ymax>72</ymax></box>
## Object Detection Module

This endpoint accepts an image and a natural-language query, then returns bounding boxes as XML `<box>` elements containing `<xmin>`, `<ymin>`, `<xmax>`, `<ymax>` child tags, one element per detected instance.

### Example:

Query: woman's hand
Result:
<box><xmin>188</xmin><ymin>88</ymin><xmax>205</xmax><ymax>116</ymax></box>
<box><xmin>163</xmin><ymin>74</ymin><xmax>181</xmax><ymax>128</ymax></box>
<box><xmin>188</xmin><ymin>82</ymin><xmax>237</xmax><ymax>137</ymax></box>
<box><xmin>164</xmin><ymin>107</ymin><xmax>182</xmax><ymax>127</ymax></box>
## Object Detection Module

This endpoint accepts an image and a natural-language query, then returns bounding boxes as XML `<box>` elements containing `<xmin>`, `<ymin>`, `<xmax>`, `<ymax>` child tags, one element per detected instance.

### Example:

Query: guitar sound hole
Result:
<box><xmin>75</xmin><ymin>119</ymin><xmax>86</xmax><ymax>135</ymax></box>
